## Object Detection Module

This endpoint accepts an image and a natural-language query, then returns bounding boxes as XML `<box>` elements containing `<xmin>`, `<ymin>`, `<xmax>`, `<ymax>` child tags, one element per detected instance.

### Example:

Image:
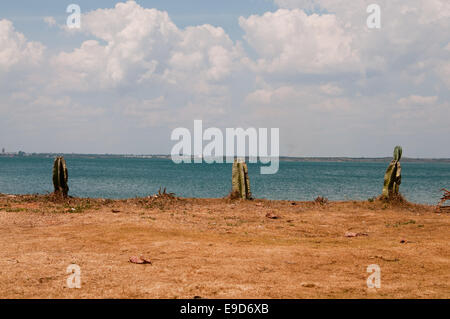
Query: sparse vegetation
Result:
<box><xmin>230</xmin><ymin>159</ymin><xmax>252</xmax><ymax>200</ymax></box>
<box><xmin>52</xmin><ymin>156</ymin><xmax>69</xmax><ymax>198</ymax></box>
<box><xmin>385</xmin><ymin>220</ymin><xmax>416</xmax><ymax>227</ymax></box>
<box><xmin>381</xmin><ymin>146</ymin><xmax>402</xmax><ymax>200</ymax></box>
<box><xmin>314</xmin><ymin>196</ymin><xmax>328</xmax><ymax>205</ymax></box>
<box><xmin>436</xmin><ymin>188</ymin><xmax>450</xmax><ymax>212</ymax></box>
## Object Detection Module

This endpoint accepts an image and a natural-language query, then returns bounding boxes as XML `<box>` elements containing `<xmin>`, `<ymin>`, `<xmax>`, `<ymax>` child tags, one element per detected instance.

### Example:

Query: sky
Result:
<box><xmin>0</xmin><ymin>0</ymin><xmax>449</xmax><ymax>157</ymax></box>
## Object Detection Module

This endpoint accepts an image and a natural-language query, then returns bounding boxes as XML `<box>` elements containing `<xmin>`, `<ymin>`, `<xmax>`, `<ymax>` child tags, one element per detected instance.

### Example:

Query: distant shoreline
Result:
<box><xmin>1</xmin><ymin>153</ymin><xmax>450</xmax><ymax>163</ymax></box>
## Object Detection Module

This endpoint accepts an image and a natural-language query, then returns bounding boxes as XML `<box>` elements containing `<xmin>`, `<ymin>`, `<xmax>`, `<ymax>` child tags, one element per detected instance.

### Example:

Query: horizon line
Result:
<box><xmin>1</xmin><ymin>152</ymin><xmax>450</xmax><ymax>161</ymax></box>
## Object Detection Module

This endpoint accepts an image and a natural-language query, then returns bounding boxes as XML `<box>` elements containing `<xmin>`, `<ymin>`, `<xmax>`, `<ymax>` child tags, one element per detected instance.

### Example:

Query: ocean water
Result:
<box><xmin>0</xmin><ymin>156</ymin><xmax>448</xmax><ymax>204</ymax></box>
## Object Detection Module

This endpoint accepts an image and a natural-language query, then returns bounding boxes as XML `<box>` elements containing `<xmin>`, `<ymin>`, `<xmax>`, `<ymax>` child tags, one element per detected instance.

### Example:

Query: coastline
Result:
<box><xmin>2</xmin><ymin>153</ymin><xmax>450</xmax><ymax>163</ymax></box>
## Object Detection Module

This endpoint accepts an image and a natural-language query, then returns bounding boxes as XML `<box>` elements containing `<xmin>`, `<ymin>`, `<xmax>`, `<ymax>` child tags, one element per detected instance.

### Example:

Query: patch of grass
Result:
<box><xmin>385</xmin><ymin>220</ymin><xmax>416</xmax><ymax>228</ymax></box>
<box><xmin>63</xmin><ymin>201</ymin><xmax>93</xmax><ymax>214</ymax></box>
<box><xmin>0</xmin><ymin>207</ymin><xmax>27</xmax><ymax>213</ymax></box>
<box><xmin>141</xmin><ymin>216</ymin><xmax>156</xmax><ymax>221</ymax></box>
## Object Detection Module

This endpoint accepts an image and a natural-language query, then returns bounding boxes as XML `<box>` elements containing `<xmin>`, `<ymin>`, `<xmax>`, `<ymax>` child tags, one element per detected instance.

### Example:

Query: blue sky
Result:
<box><xmin>0</xmin><ymin>0</ymin><xmax>449</xmax><ymax>157</ymax></box>
<box><xmin>4</xmin><ymin>0</ymin><xmax>276</xmax><ymax>49</ymax></box>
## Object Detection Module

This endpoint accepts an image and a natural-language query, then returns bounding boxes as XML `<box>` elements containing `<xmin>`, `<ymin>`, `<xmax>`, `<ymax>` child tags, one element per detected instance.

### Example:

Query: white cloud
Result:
<box><xmin>162</xmin><ymin>24</ymin><xmax>244</xmax><ymax>92</ymax></box>
<box><xmin>52</xmin><ymin>1</ymin><xmax>243</xmax><ymax>93</ymax></box>
<box><xmin>52</xmin><ymin>2</ymin><xmax>178</xmax><ymax>90</ymax></box>
<box><xmin>0</xmin><ymin>19</ymin><xmax>45</xmax><ymax>72</ymax></box>
<box><xmin>239</xmin><ymin>9</ymin><xmax>361</xmax><ymax>74</ymax></box>
<box><xmin>398</xmin><ymin>95</ymin><xmax>438</xmax><ymax>106</ymax></box>
<box><xmin>274</xmin><ymin>0</ymin><xmax>450</xmax><ymax>23</ymax></box>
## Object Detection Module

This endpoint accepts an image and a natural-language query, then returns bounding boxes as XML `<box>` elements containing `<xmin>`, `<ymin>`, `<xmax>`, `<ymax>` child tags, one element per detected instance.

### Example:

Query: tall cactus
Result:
<box><xmin>231</xmin><ymin>159</ymin><xmax>252</xmax><ymax>199</ymax></box>
<box><xmin>382</xmin><ymin>146</ymin><xmax>402</xmax><ymax>198</ymax></box>
<box><xmin>53</xmin><ymin>156</ymin><xmax>69</xmax><ymax>197</ymax></box>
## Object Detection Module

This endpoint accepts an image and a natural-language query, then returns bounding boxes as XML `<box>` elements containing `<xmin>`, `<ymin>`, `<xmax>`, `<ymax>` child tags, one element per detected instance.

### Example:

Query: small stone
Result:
<box><xmin>266</xmin><ymin>213</ymin><xmax>279</xmax><ymax>219</ymax></box>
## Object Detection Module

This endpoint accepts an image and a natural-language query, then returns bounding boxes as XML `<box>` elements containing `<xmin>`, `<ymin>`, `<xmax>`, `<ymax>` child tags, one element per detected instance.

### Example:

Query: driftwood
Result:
<box><xmin>436</xmin><ymin>188</ymin><xmax>450</xmax><ymax>212</ymax></box>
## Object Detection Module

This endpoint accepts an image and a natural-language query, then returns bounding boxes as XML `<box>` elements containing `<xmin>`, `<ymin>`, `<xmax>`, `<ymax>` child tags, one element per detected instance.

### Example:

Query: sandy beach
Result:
<box><xmin>0</xmin><ymin>193</ymin><xmax>448</xmax><ymax>299</ymax></box>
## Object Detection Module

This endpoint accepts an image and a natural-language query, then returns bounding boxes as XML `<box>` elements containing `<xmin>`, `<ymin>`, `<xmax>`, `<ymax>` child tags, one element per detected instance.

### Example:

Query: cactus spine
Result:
<box><xmin>382</xmin><ymin>146</ymin><xmax>402</xmax><ymax>198</ymax></box>
<box><xmin>53</xmin><ymin>156</ymin><xmax>69</xmax><ymax>197</ymax></box>
<box><xmin>231</xmin><ymin>159</ymin><xmax>252</xmax><ymax>199</ymax></box>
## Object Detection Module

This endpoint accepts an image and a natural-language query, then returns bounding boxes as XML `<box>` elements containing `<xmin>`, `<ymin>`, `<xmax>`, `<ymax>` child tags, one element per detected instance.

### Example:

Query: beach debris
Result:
<box><xmin>38</xmin><ymin>276</ymin><xmax>56</xmax><ymax>284</ymax></box>
<box><xmin>436</xmin><ymin>188</ymin><xmax>450</xmax><ymax>212</ymax></box>
<box><xmin>314</xmin><ymin>196</ymin><xmax>328</xmax><ymax>205</ymax></box>
<box><xmin>111</xmin><ymin>209</ymin><xmax>120</xmax><ymax>213</ymax></box>
<box><xmin>370</xmin><ymin>255</ymin><xmax>399</xmax><ymax>262</ymax></box>
<box><xmin>129</xmin><ymin>256</ymin><xmax>152</xmax><ymax>264</ymax></box>
<box><xmin>345</xmin><ymin>232</ymin><xmax>368</xmax><ymax>238</ymax></box>
<box><xmin>52</xmin><ymin>156</ymin><xmax>69</xmax><ymax>198</ymax></box>
<box><xmin>381</xmin><ymin>146</ymin><xmax>402</xmax><ymax>199</ymax></box>
<box><xmin>266</xmin><ymin>212</ymin><xmax>279</xmax><ymax>219</ymax></box>
<box><xmin>149</xmin><ymin>188</ymin><xmax>176</xmax><ymax>200</ymax></box>
<box><xmin>400</xmin><ymin>239</ymin><xmax>409</xmax><ymax>244</ymax></box>
<box><xmin>144</xmin><ymin>188</ymin><xmax>177</xmax><ymax>209</ymax></box>
<box><xmin>230</xmin><ymin>159</ymin><xmax>252</xmax><ymax>200</ymax></box>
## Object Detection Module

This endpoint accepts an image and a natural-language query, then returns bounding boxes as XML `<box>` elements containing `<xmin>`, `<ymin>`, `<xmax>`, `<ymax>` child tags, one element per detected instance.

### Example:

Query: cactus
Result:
<box><xmin>231</xmin><ymin>159</ymin><xmax>252</xmax><ymax>199</ymax></box>
<box><xmin>53</xmin><ymin>156</ymin><xmax>69</xmax><ymax>197</ymax></box>
<box><xmin>382</xmin><ymin>146</ymin><xmax>402</xmax><ymax>198</ymax></box>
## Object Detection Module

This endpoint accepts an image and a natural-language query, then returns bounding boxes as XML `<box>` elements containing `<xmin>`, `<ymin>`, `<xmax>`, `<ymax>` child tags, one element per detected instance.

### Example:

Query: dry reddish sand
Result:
<box><xmin>0</xmin><ymin>193</ymin><xmax>448</xmax><ymax>299</ymax></box>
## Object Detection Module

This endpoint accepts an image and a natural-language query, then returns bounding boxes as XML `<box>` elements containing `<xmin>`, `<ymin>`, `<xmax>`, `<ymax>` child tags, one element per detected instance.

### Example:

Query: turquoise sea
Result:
<box><xmin>0</xmin><ymin>156</ymin><xmax>449</xmax><ymax>204</ymax></box>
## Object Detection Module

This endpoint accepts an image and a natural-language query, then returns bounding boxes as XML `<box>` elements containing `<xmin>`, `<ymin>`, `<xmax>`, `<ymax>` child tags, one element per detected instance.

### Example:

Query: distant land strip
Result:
<box><xmin>1</xmin><ymin>152</ymin><xmax>449</xmax><ymax>163</ymax></box>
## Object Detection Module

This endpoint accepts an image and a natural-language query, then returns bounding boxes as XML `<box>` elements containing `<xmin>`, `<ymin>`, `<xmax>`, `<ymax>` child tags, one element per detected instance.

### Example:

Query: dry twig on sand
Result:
<box><xmin>151</xmin><ymin>187</ymin><xmax>176</xmax><ymax>200</ymax></box>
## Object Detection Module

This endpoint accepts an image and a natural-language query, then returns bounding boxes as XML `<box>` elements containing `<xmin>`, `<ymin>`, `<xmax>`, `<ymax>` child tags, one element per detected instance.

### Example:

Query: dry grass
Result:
<box><xmin>0</xmin><ymin>193</ymin><xmax>448</xmax><ymax>299</ymax></box>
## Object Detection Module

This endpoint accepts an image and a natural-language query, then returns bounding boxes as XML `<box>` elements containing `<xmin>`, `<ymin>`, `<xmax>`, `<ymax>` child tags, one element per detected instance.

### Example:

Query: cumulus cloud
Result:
<box><xmin>52</xmin><ymin>1</ymin><xmax>244</xmax><ymax>93</ymax></box>
<box><xmin>52</xmin><ymin>2</ymin><xmax>178</xmax><ymax>90</ymax></box>
<box><xmin>272</xmin><ymin>1</ymin><xmax>450</xmax><ymax>85</ymax></box>
<box><xmin>0</xmin><ymin>19</ymin><xmax>45</xmax><ymax>72</ymax></box>
<box><xmin>239</xmin><ymin>9</ymin><xmax>361</xmax><ymax>74</ymax></box>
